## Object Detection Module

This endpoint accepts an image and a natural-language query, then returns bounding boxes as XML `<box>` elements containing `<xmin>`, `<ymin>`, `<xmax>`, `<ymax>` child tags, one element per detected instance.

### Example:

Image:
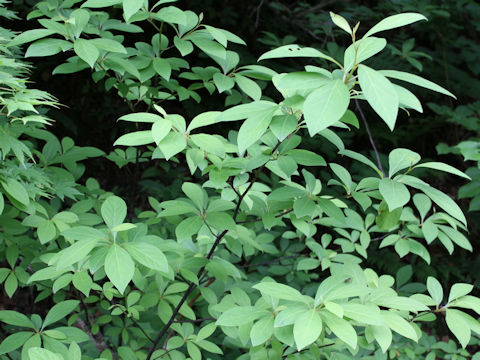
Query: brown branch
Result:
<box><xmin>355</xmin><ymin>99</ymin><xmax>385</xmax><ymax>176</ymax></box>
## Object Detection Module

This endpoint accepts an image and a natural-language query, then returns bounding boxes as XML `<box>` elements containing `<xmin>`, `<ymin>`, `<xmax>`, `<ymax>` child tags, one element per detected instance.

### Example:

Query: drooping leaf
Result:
<box><xmin>358</xmin><ymin>65</ymin><xmax>399</xmax><ymax>130</ymax></box>
<box><xmin>304</xmin><ymin>79</ymin><xmax>350</xmax><ymax>136</ymax></box>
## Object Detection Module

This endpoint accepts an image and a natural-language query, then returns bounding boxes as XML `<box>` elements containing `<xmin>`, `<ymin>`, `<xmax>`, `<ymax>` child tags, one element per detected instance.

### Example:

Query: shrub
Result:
<box><xmin>0</xmin><ymin>1</ymin><xmax>479</xmax><ymax>359</ymax></box>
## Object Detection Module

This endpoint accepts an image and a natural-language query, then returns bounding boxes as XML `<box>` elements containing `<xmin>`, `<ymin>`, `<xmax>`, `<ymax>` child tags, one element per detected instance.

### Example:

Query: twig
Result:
<box><xmin>355</xmin><ymin>99</ymin><xmax>385</xmax><ymax>176</ymax></box>
<box><xmin>254</xmin><ymin>0</ymin><xmax>265</xmax><ymax>28</ymax></box>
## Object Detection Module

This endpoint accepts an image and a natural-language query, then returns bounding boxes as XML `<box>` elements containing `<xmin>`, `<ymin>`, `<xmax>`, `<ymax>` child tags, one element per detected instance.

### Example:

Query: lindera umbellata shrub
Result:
<box><xmin>1</xmin><ymin>0</ymin><xmax>480</xmax><ymax>358</ymax></box>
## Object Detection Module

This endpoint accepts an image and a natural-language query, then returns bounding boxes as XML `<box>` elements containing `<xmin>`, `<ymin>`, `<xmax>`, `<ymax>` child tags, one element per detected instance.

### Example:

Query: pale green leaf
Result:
<box><xmin>358</xmin><ymin>65</ymin><xmax>398</xmax><ymax>130</ymax></box>
<box><xmin>304</xmin><ymin>79</ymin><xmax>350</xmax><ymax>136</ymax></box>
<box><xmin>364</xmin><ymin>13</ymin><xmax>428</xmax><ymax>38</ymax></box>
<box><xmin>105</xmin><ymin>244</ymin><xmax>134</xmax><ymax>294</ymax></box>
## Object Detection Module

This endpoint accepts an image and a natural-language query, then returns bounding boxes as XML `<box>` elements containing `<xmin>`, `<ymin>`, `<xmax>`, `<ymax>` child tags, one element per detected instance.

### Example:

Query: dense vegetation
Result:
<box><xmin>0</xmin><ymin>0</ymin><xmax>479</xmax><ymax>359</ymax></box>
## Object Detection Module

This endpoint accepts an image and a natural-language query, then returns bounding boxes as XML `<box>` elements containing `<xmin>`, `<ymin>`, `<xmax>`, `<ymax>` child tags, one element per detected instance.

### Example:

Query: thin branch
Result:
<box><xmin>145</xmin><ymin>231</ymin><xmax>227</xmax><ymax>360</ymax></box>
<box><xmin>236</xmin><ymin>208</ymin><xmax>293</xmax><ymax>224</ymax></box>
<box><xmin>355</xmin><ymin>99</ymin><xmax>385</xmax><ymax>176</ymax></box>
<box><xmin>174</xmin><ymin>317</ymin><xmax>215</xmax><ymax>323</ymax></box>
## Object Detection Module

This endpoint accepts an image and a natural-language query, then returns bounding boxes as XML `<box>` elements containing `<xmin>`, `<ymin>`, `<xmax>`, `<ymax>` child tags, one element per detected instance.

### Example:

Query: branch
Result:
<box><xmin>355</xmin><ymin>99</ymin><xmax>385</xmax><ymax>176</ymax></box>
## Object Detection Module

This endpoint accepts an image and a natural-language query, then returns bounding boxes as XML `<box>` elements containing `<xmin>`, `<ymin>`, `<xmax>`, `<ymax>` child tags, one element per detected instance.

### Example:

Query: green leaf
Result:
<box><xmin>304</xmin><ymin>79</ymin><xmax>350</xmax><ymax>136</ymax></box>
<box><xmin>322</xmin><ymin>311</ymin><xmax>357</xmax><ymax>349</ymax></box>
<box><xmin>270</xmin><ymin>115</ymin><xmax>297</xmax><ymax>141</ymax></box>
<box><xmin>237</xmin><ymin>109</ymin><xmax>275</xmax><ymax>154</ymax></box>
<box><xmin>415</xmin><ymin>184</ymin><xmax>467</xmax><ymax>225</ymax></box>
<box><xmin>123</xmin><ymin>242</ymin><xmax>168</xmax><ymax>272</ymax></box>
<box><xmin>217</xmin><ymin>306</ymin><xmax>268</xmax><ymax>326</ymax></box>
<box><xmin>205</xmin><ymin>212</ymin><xmax>236</xmax><ymax>230</ymax></box>
<box><xmin>253</xmin><ymin>282</ymin><xmax>309</xmax><ymax>303</ymax></box>
<box><xmin>371</xmin><ymin>325</ymin><xmax>392</xmax><ymax>353</ymax></box>
<box><xmin>293</xmin><ymin>309</ymin><xmax>322</xmax><ymax>350</ymax></box>
<box><xmin>105</xmin><ymin>244</ymin><xmax>134</xmax><ymax>294</ymax></box>
<box><xmin>81</xmin><ymin>0</ymin><xmax>121</xmax><ymax>7</ymax></box>
<box><xmin>364</xmin><ymin>13</ymin><xmax>428</xmax><ymax>37</ymax></box>
<box><xmin>72</xmin><ymin>271</ymin><xmax>93</xmax><ymax>297</ymax></box>
<box><xmin>250</xmin><ymin>316</ymin><xmax>274</xmax><ymax>346</ymax></box>
<box><xmin>90</xmin><ymin>38</ymin><xmax>127</xmax><ymax>54</ymax></box>
<box><xmin>28</xmin><ymin>347</ymin><xmax>63</xmax><ymax>360</ymax></box>
<box><xmin>123</xmin><ymin>0</ymin><xmax>143</xmax><ymax>21</ymax></box>
<box><xmin>287</xmin><ymin>149</ymin><xmax>326</xmax><ymax>166</ymax></box>
<box><xmin>376</xmin><ymin>201</ymin><xmax>402</xmax><ymax>230</ymax></box>
<box><xmin>446</xmin><ymin>309</ymin><xmax>471</xmax><ymax>348</ymax></box>
<box><xmin>379</xmin><ymin>70</ymin><xmax>455</xmax><ymax>98</ymax></box>
<box><xmin>213</xmin><ymin>73</ymin><xmax>235</xmax><ymax>93</ymax></box>
<box><xmin>339</xmin><ymin>149</ymin><xmax>382</xmax><ymax>176</ymax></box>
<box><xmin>156</xmin><ymin>6</ymin><xmax>187</xmax><ymax>25</ymax></box>
<box><xmin>73</xmin><ymin>38</ymin><xmax>99</xmax><ymax>68</ymax></box>
<box><xmin>114</xmin><ymin>130</ymin><xmax>154</xmax><ymax>146</ymax></box>
<box><xmin>413</xmin><ymin>193</ymin><xmax>431</xmax><ymax>220</ymax></box>
<box><xmin>438</xmin><ymin>226</ymin><xmax>472</xmax><ymax>251</ymax></box>
<box><xmin>330</xmin><ymin>12</ymin><xmax>352</xmax><ymax>34</ymax></box>
<box><xmin>187</xmin><ymin>111</ymin><xmax>222</xmax><ymax>132</ymax></box>
<box><xmin>56</xmin><ymin>238</ymin><xmax>98</xmax><ymax>269</ymax></box>
<box><xmin>448</xmin><ymin>283</ymin><xmax>474</xmax><ymax>303</ymax></box>
<box><xmin>258</xmin><ymin>44</ymin><xmax>335</xmax><ymax>63</ymax></box>
<box><xmin>358</xmin><ymin>64</ymin><xmax>399</xmax><ymax>130</ymax></box>
<box><xmin>1</xmin><ymin>178</ymin><xmax>29</xmax><ymax>206</ymax></box>
<box><xmin>218</xmin><ymin>101</ymin><xmax>278</xmax><ymax>122</ymax></box>
<box><xmin>342</xmin><ymin>303</ymin><xmax>384</xmax><ymax>325</ymax></box>
<box><xmin>344</xmin><ymin>37</ymin><xmax>387</xmax><ymax>72</ymax></box>
<box><xmin>234</xmin><ymin>74</ymin><xmax>261</xmax><ymax>101</ymax></box>
<box><xmin>394</xmin><ymin>84</ymin><xmax>422</xmax><ymax>112</ymax></box>
<box><xmin>157</xmin><ymin>132</ymin><xmax>187</xmax><ymax>160</ymax></box>
<box><xmin>414</xmin><ymin>162</ymin><xmax>471</xmax><ymax>180</ymax></box>
<box><xmin>190</xmin><ymin>134</ymin><xmax>225</xmax><ymax>157</ymax></box>
<box><xmin>427</xmin><ymin>277</ymin><xmax>443</xmax><ymax>305</ymax></box>
<box><xmin>101</xmin><ymin>196</ymin><xmax>127</xmax><ymax>230</ymax></box>
<box><xmin>152</xmin><ymin>119</ymin><xmax>172</xmax><ymax>145</ymax></box>
<box><xmin>381</xmin><ymin>311</ymin><xmax>418</xmax><ymax>341</ymax></box>
<box><xmin>182</xmin><ymin>182</ymin><xmax>206</xmax><ymax>210</ymax></box>
<box><xmin>388</xmin><ymin>148</ymin><xmax>421</xmax><ymax>177</ymax></box>
<box><xmin>43</xmin><ymin>300</ymin><xmax>79</xmax><ymax>328</ymax></box>
<box><xmin>294</xmin><ymin>196</ymin><xmax>316</xmax><ymax>218</ymax></box>
<box><xmin>153</xmin><ymin>58</ymin><xmax>172</xmax><ymax>80</ymax></box>
<box><xmin>0</xmin><ymin>310</ymin><xmax>35</xmax><ymax>329</ymax></box>
<box><xmin>0</xmin><ymin>332</ymin><xmax>33</xmax><ymax>355</ymax></box>
<box><xmin>275</xmin><ymin>71</ymin><xmax>330</xmax><ymax>90</ymax></box>
<box><xmin>8</xmin><ymin>29</ymin><xmax>56</xmax><ymax>46</ymax></box>
<box><xmin>25</xmin><ymin>39</ymin><xmax>72</xmax><ymax>57</ymax></box>
<box><xmin>379</xmin><ymin>178</ymin><xmax>410</xmax><ymax>211</ymax></box>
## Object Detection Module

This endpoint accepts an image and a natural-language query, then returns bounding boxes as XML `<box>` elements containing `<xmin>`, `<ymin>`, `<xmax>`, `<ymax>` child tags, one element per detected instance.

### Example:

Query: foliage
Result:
<box><xmin>0</xmin><ymin>1</ymin><xmax>479</xmax><ymax>360</ymax></box>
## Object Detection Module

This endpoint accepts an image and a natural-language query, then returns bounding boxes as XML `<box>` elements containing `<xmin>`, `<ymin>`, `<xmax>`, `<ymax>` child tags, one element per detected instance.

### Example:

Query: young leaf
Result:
<box><xmin>330</xmin><ymin>12</ymin><xmax>352</xmax><ymax>34</ymax></box>
<box><xmin>344</xmin><ymin>37</ymin><xmax>387</xmax><ymax>72</ymax></box>
<box><xmin>250</xmin><ymin>315</ymin><xmax>274</xmax><ymax>346</ymax></box>
<box><xmin>358</xmin><ymin>65</ymin><xmax>399</xmax><ymax>130</ymax></box>
<box><xmin>216</xmin><ymin>307</ymin><xmax>267</xmax><ymax>326</ymax></box>
<box><xmin>0</xmin><ymin>311</ymin><xmax>35</xmax><ymax>329</ymax></box>
<box><xmin>101</xmin><ymin>196</ymin><xmax>127</xmax><ymax>230</ymax></box>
